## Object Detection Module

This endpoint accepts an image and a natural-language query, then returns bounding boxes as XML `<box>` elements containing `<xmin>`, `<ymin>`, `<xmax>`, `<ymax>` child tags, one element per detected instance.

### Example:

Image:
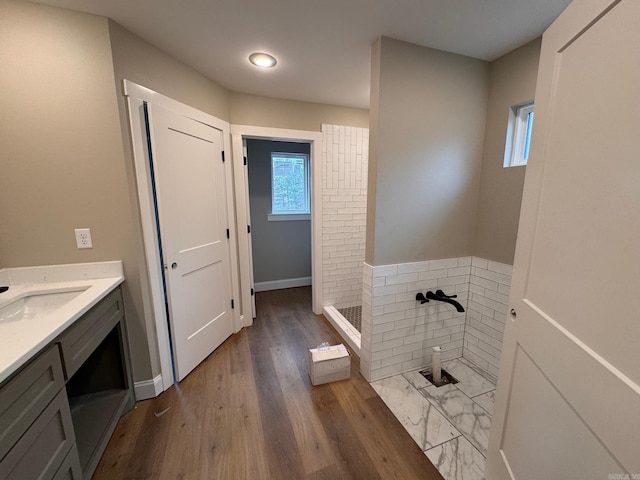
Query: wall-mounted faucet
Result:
<box><xmin>415</xmin><ymin>290</ymin><xmax>465</xmax><ymax>312</ymax></box>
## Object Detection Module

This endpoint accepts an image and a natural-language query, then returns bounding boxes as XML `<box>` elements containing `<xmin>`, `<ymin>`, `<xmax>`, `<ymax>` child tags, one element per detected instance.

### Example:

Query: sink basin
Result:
<box><xmin>0</xmin><ymin>288</ymin><xmax>88</xmax><ymax>323</ymax></box>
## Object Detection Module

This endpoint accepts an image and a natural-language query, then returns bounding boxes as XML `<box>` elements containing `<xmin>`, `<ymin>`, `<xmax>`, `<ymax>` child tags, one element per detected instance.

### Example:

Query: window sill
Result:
<box><xmin>267</xmin><ymin>213</ymin><xmax>311</xmax><ymax>222</ymax></box>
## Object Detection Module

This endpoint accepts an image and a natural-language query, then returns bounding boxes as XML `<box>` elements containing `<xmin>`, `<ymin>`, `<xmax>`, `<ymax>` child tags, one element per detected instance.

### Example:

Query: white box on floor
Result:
<box><xmin>308</xmin><ymin>343</ymin><xmax>350</xmax><ymax>386</ymax></box>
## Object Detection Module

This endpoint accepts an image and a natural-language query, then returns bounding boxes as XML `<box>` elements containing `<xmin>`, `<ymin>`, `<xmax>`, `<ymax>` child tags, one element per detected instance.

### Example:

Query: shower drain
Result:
<box><xmin>419</xmin><ymin>368</ymin><xmax>459</xmax><ymax>388</ymax></box>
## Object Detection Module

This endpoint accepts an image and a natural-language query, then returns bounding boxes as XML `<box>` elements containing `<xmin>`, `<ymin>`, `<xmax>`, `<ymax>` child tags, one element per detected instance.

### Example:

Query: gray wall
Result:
<box><xmin>247</xmin><ymin>140</ymin><xmax>312</xmax><ymax>284</ymax></box>
<box><xmin>367</xmin><ymin>37</ymin><xmax>490</xmax><ymax>265</ymax></box>
<box><xmin>108</xmin><ymin>21</ymin><xmax>231</xmax><ymax>123</ymax></box>
<box><xmin>473</xmin><ymin>38</ymin><xmax>542</xmax><ymax>265</ymax></box>
<box><xmin>0</xmin><ymin>1</ymin><xmax>148</xmax><ymax>377</ymax></box>
<box><xmin>231</xmin><ymin>93</ymin><xmax>369</xmax><ymax>131</ymax></box>
<box><xmin>0</xmin><ymin>1</ymin><xmax>128</xmax><ymax>270</ymax></box>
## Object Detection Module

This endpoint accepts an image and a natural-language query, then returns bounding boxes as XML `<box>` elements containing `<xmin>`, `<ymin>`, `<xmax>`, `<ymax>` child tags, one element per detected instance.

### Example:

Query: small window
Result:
<box><xmin>270</xmin><ymin>152</ymin><xmax>310</xmax><ymax>218</ymax></box>
<box><xmin>504</xmin><ymin>101</ymin><xmax>534</xmax><ymax>167</ymax></box>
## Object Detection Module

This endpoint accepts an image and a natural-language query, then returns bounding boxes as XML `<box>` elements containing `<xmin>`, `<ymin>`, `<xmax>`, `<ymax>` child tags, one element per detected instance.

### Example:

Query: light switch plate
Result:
<box><xmin>74</xmin><ymin>228</ymin><xmax>93</xmax><ymax>249</ymax></box>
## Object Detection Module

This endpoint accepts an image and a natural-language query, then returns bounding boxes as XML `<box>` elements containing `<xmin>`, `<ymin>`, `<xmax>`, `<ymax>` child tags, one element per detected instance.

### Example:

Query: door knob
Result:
<box><xmin>171</xmin><ymin>262</ymin><xmax>178</xmax><ymax>269</ymax></box>
<box><xmin>510</xmin><ymin>308</ymin><xmax>517</xmax><ymax>318</ymax></box>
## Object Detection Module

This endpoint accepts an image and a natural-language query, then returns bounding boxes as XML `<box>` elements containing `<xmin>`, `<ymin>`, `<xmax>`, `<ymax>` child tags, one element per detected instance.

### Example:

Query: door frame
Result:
<box><xmin>123</xmin><ymin>80</ymin><xmax>241</xmax><ymax>393</ymax></box>
<box><xmin>231</xmin><ymin>125</ymin><xmax>323</xmax><ymax>319</ymax></box>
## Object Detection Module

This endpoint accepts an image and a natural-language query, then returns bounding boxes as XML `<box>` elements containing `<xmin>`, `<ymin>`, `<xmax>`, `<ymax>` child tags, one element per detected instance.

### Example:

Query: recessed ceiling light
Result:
<box><xmin>249</xmin><ymin>52</ymin><xmax>277</xmax><ymax>68</ymax></box>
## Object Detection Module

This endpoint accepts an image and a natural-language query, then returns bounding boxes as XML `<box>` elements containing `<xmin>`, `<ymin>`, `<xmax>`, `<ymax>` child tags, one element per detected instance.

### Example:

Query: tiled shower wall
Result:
<box><xmin>321</xmin><ymin>125</ymin><xmax>369</xmax><ymax>309</ymax></box>
<box><xmin>360</xmin><ymin>257</ymin><xmax>512</xmax><ymax>382</ymax></box>
<box><xmin>464</xmin><ymin>258</ymin><xmax>513</xmax><ymax>382</ymax></box>
<box><xmin>361</xmin><ymin>258</ymin><xmax>471</xmax><ymax>381</ymax></box>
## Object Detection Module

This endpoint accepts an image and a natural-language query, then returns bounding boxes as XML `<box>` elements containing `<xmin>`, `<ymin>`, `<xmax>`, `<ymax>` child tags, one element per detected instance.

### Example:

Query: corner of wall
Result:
<box><xmin>472</xmin><ymin>38</ymin><xmax>542</xmax><ymax>265</ymax></box>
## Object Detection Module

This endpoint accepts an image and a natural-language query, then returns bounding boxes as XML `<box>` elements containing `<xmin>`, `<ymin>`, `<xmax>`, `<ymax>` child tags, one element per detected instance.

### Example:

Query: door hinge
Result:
<box><xmin>226</xmin><ymin>228</ymin><xmax>230</xmax><ymax>239</ymax></box>
<box><xmin>251</xmin><ymin>288</ymin><xmax>254</xmax><ymax>296</ymax></box>
<box><xmin>221</xmin><ymin>151</ymin><xmax>225</xmax><ymax>163</ymax></box>
<box><xmin>231</xmin><ymin>299</ymin><xmax>235</xmax><ymax>309</ymax></box>
<box><xmin>244</xmin><ymin>156</ymin><xmax>247</xmax><ymax>166</ymax></box>
<box><xmin>247</xmin><ymin>225</ymin><xmax>251</xmax><ymax>234</ymax></box>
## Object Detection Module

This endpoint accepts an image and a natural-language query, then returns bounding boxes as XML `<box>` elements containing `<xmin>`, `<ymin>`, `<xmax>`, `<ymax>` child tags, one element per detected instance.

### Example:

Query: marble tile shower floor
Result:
<box><xmin>371</xmin><ymin>358</ymin><xmax>497</xmax><ymax>480</ymax></box>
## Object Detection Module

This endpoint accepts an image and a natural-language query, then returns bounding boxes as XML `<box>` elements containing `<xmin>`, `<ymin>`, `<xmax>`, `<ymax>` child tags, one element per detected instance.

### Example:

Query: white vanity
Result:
<box><xmin>0</xmin><ymin>261</ymin><xmax>134</xmax><ymax>480</ymax></box>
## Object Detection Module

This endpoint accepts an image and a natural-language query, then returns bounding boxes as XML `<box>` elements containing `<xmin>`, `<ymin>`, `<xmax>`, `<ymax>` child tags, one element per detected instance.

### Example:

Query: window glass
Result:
<box><xmin>504</xmin><ymin>101</ymin><xmax>534</xmax><ymax>167</ymax></box>
<box><xmin>271</xmin><ymin>153</ymin><xmax>310</xmax><ymax>214</ymax></box>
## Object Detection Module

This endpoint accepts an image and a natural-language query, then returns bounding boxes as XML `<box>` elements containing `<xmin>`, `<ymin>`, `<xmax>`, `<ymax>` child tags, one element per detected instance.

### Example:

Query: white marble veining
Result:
<box><xmin>403</xmin><ymin>370</ymin><xmax>432</xmax><ymax>390</ymax></box>
<box><xmin>0</xmin><ymin>261</ymin><xmax>124</xmax><ymax>383</ymax></box>
<box><xmin>443</xmin><ymin>358</ymin><xmax>496</xmax><ymax>398</ymax></box>
<box><xmin>372</xmin><ymin>359</ymin><xmax>497</xmax><ymax>480</ymax></box>
<box><xmin>420</xmin><ymin>383</ymin><xmax>492</xmax><ymax>455</ymax></box>
<box><xmin>425</xmin><ymin>436</ymin><xmax>486</xmax><ymax>480</ymax></box>
<box><xmin>371</xmin><ymin>375</ymin><xmax>460</xmax><ymax>450</ymax></box>
<box><xmin>472</xmin><ymin>390</ymin><xmax>496</xmax><ymax>417</ymax></box>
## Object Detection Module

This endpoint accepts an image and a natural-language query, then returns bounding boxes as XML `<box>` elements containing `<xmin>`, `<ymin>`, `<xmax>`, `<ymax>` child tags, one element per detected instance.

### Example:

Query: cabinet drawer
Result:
<box><xmin>52</xmin><ymin>446</ymin><xmax>82</xmax><ymax>480</ymax></box>
<box><xmin>0</xmin><ymin>345</ymin><xmax>65</xmax><ymax>461</ymax></box>
<box><xmin>0</xmin><ymin>389</ymin><xmax>75</xmax><ymax>480</ymax></box>
<box><xmin>58</xmin><ymin>288</ymin><xmax>124</xmax><ymax>379</ymax></box>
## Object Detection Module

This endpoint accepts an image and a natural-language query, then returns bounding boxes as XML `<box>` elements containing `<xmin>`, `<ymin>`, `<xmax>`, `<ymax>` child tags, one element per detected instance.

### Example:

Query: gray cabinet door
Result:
<box><xmin>0</xmin><ymin>345</ymin><xmax>65</xmax><ymax>461</ymax></box>
<box><xmin>52</xmin><ymin>447</ymin><xmax>83</xmax><ymax>480</ymax></box>
<box><xmin>0</xmin><ymin>389</ymin><xmax>76</xmax><ymax>480</ymax></box>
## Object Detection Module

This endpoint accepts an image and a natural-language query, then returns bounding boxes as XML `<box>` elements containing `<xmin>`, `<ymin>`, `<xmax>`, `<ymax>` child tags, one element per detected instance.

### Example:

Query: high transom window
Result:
<box><xmin>504</xmin><ymin>101</ymin><xmax>534</xmax><ymax>167</ymax></box>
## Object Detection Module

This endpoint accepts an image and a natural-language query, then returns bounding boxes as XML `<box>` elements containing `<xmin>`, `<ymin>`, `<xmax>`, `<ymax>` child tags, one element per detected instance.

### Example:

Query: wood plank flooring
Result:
<box><xmin>92</xmin><ymin>287</ymin><xmax>443</xmax><ymax>479</ymax></box>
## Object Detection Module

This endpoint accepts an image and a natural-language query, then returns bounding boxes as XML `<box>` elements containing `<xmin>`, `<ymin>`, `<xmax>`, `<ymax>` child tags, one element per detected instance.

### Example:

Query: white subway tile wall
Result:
<box><xmin>361</xmin><ymin>258</ymin><xmax>472</xmax><ymax>382</ymax></box>
<box><xmin>360</xmin><ymin>257</ymin><xmax>512</xmax><ymax>383</ymax></box>
<box><xmin>321</xmin><ymin>125</ymin><xmax>369</xmax><ymax>309</ymax></box>
<box><xmin>463</xmin><ymin>258</ymin><xmax>513</xmax><ymax>382</ymax></box>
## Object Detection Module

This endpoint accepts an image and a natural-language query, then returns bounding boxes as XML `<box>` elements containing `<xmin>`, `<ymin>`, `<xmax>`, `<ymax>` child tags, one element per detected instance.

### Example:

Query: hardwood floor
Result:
<box><xmin>92</xmin><ymin>287</ymin><xmax>443</xmax><ymax>479</ymax></box>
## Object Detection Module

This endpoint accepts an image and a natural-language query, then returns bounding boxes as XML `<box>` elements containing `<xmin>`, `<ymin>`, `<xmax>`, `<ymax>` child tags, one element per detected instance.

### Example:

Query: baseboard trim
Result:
<box><xmin>134</xmin><ymin>375</ymin><xmax>164</xmax><ymax>400</ymax></box>
<box><xmin>254</xmin><ymin>276</ymin><xmax>312</xmax><ymax>292</ymax></box>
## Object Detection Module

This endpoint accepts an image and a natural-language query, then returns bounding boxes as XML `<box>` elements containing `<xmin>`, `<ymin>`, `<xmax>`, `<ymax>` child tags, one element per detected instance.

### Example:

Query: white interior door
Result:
<box><xmin>486</xmin><ymin>0</ymin><xmax>640</xmax><ymax>478</ymax></box>
<box><xmin>147</xmin><ymin>104</ymin><xmax>233</xmax><ymax>382</ymax></box>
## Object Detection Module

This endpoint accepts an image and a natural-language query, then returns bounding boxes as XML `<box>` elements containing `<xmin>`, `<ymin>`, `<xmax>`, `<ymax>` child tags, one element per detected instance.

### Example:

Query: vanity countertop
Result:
<box><xmin>0</xmin><ymin>261</ymin><xmax>124</xmax><ymax>384</ymax></box>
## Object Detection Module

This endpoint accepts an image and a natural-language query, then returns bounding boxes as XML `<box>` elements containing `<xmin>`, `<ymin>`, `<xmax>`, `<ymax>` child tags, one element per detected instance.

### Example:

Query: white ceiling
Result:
<box><xmin>32</xmin><ymin>0</ymin><xmax>572</xmax><ymax>109</ymax></box>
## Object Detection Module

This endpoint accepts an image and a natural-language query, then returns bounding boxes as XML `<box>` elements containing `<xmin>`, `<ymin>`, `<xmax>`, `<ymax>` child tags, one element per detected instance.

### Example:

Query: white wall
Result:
<box><xmin>322</xmin><ymin>125</ymin><xmax>369</xmax><ymax>309</ymax></box>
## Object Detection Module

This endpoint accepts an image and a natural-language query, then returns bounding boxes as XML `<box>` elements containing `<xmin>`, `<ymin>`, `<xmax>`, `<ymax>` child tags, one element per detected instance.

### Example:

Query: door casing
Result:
<box><xmin>231</xmin><ymin>125</ymin><xmax>324</xmax><ymax>320</ymax></box>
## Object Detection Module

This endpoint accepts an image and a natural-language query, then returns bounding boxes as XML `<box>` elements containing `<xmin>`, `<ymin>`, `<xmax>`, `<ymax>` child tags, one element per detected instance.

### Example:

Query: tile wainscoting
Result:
<box><xmin>360</xmin><ymin>257</ymin><xmax>512</xmax><ymax>383</ymax></box>
<box><xmin>464</xmin><ymin>258</ymin><xmax>513</xmax><ymax>382</ymax></box>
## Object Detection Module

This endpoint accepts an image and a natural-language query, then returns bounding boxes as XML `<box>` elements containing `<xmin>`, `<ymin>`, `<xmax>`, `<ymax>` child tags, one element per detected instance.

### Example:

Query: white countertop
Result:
<box><xmin>0</xmin><ymin>261</ymin><xmax>124</xmax><ymax>384</ymax></box>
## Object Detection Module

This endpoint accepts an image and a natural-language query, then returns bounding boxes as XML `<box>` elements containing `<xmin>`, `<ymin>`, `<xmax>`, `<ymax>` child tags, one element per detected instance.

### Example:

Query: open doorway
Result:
<box><xmin>231</xmin><ymin>126</ymin><xmax>323</xmax><ymax>325</ymax></box>
<box><xmin>246</xmin><ymin>139</ymin><xmax>312</xmax><ymax>294</ymax></box>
